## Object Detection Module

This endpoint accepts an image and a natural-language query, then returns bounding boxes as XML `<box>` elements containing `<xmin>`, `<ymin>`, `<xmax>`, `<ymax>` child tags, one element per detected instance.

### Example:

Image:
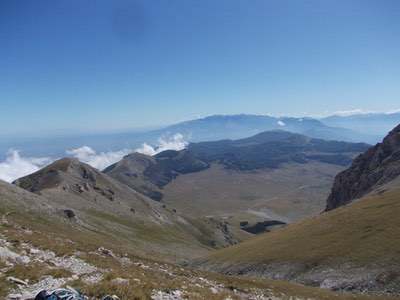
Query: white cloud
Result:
<box><xmin>66</xmin><ymin>134</ymin><xmax>188</xmax><ymax>169</ymax></box>
<box><xmin>135</xmin><ymin>133</ymin><xmax>188</xmax><ymax>156</ymax></box>
<box><xmin>0</xmin><ymin>150</ymin><xmax>53</xmax><ymax>183</ymax></box>
<box><xmin>386</xmin><ymin>109</ymin><xmax>400</xmax><ymax>114</ymax></box>
<box><xmin>135</xmin><ymin>143</ymin><xmax>158</xmax><ymax>156</ymax></box>
<box><xmin>327</xmin><ymin>108</ymin><xmax>400</xmax><ymax>117</ymax></box>
<box><xmin>0</xmin><ymin>133</ymin><xmax>189</xmax><ymax>182</ymax></box>
<box><xmin>66</xmin><ymin>146</ymin><xmax>131</xmax><ymax>171</ymax></box>
<box><xmin>331</xmin><ymin>109</ymin><xmax>375</xmax><ymax>117</ymax></box>
<box><xmin>277</xmin><ymin>120</ymin><xmax>286</xmax><ymax>126</ymax></box>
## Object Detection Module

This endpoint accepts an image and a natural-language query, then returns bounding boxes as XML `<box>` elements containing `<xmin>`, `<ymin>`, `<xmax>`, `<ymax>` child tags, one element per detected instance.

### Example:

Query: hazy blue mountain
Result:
<box><xmin>156</xmin><ymin>114</ymin><xmax>376</xmax><ymax>143</ymax></box>
<box><xmin>321</xmin><ymin>112</ymin><xmax>400</xmax><ymax>140</ymax></box>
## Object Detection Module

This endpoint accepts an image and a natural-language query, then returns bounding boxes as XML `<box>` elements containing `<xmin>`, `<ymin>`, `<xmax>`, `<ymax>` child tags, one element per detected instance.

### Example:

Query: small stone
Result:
<box><xmin>29</xmin><ymin>248</ymin><xmax>40</xmax><ymax>254</ymax></box>
<box><xmin>7</xmin><ymin>293</ymin><xmax>22</xmax><ymax>300</ymax></box>
<box><xmin>111</xmin><ymin>277</ymin><xmax>129</xmax><ymax>285</ymax></box>
<box><xmin>16</xmin><ymin>255</ymin><xmax>31</xmax><ymax>264</ymax></box>
<box><xmin>7</xmin><ymin>276</ymin><xmax>28</xmax><ymax>286</ymax></box>
<box><xmin>98</xmin><ymin>247</ymin><xmax>115</xmax><ymax>258</ymax></box>
<box><xmin>71</xmin><ymin>274</ymin><xmax>79</xmax><ymax>280</ymax></box>
<box><xmin>210</xmin><ymin>287</ymin><xmax>219</xmax><ymax>294</ymax></box>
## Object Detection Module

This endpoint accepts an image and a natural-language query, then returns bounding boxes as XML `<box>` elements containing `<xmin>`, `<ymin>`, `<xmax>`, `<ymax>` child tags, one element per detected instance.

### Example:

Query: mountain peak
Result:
<box><xmin>13</xmin><ymin>157</ymin><xmax>99</xmax><ymax>193</ymax></box>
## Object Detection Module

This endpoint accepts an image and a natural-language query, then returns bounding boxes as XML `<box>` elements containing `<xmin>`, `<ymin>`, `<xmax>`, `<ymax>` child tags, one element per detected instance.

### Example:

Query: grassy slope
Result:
<box><xmin>0</xmin><ymin>202</ymin><xmax>396</xmax><ymax>300</ymax></box>
<box><xmin>0</xmin><ymin>179</ymin><xmax>216</xmax><ymax>261</ymax></box>
<box><xmin>201</xmin><ymin>182</ymin><xmax>400</xmax><ymax>267</ymax></box>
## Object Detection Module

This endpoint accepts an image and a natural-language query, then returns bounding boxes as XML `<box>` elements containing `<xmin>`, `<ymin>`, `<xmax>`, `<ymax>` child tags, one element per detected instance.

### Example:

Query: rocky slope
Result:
<box><xmin>2</xmin><ymin>214</ymin><xmax>388</xmax><ymax>300</ymax></box>
<box><xmin>326</xmin><ymin>123</ymin><xmax>400</xmax><ymax>211</ymax></box>
<box><xmin>14</xmin><ymin>157</ymin><xmax>162</xmax><ymax>220</ymax></box>
<box><xmin>12</xmin><ymin>158</ymin><xmax>241</xmax><ymax>260</ymax></box>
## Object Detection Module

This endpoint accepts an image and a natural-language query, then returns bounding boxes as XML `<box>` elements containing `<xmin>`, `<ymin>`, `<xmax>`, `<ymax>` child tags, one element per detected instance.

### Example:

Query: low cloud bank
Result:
<box><xmin>66</xmin><ymin>146</ymin><xmax>131</xmax><ymax>171</ymax></box>
<box><xmin>329</xmin><ymin>109</ymin><xmax>400</xmax><ymax>117</ymax></box>
<box><xmin>135</xmin><ymin>133</ymin><xmax>188</xmax><ymax>156</ymax></box>
<box><xmin>0</xmin><ymin>133</ymin><xmax>189</xmax><ymax>183</ymax></box>
<box><xmin>68</xmin><ymin>134</ymin><xmax>188</xmax><ymax>169</ymax></box>
<box><xmin>0</xmin><ymin>150</ymin><xmax>53</xmax><ymax>183</ymax></box>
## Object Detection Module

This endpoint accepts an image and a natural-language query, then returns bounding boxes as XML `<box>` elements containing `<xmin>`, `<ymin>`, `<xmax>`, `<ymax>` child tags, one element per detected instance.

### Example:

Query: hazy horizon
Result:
<box><xmin>1</xmin><ymin>109</ymin><xmax>400</xmax><ymax>139</ymax></box>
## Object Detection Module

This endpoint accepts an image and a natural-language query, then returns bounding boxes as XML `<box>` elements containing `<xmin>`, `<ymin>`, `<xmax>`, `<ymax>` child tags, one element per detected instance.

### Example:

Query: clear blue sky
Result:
<box><xmin>1</xmin><ymin>0</ymin><xmax>399</xmax><ymax>136</ymax></box>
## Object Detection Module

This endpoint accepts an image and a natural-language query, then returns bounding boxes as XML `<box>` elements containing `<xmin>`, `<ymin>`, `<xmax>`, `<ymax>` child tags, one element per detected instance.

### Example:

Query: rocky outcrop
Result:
<box><xmin>326</xmin><ymin>124</ymin><xmax>400</xmax><ymax>211</ymax></box>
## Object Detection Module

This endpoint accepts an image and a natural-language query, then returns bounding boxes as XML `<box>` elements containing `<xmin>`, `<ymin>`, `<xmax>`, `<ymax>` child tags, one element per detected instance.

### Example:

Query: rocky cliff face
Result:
<box><xmin>326</xmin><ymin>124</ymin><xmax>400</xmax><ymax>211</ymax></box>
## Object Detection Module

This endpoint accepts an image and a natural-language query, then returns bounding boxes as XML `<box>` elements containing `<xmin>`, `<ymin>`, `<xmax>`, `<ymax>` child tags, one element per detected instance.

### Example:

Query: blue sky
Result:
<box><xmin>1</xmin><ymin>0</ymin><xmax>399</xmax><ymax>136</ymax></box>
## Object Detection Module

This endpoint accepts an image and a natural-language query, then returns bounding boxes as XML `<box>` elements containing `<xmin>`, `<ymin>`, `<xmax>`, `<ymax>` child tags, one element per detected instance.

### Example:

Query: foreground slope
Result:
<box><xmin>0</xmin><ymin>181</ymin><xmax>395</xmax><ymax>299</ymax></box>
<box><xmin>0</xmin><ymin>179</ymin><xmax>55</xmax><ymax>213</ymax></box>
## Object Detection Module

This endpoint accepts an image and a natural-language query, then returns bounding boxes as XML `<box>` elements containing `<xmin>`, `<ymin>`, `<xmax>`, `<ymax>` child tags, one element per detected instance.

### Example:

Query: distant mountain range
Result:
<box><xmin>321</xmin><ymin>111</ymin><xmax>400</xmax><ymax>137</ymax></box>
<box><xmin>157</xmin><ymin>114</ymin><xmax>378</xmax><ymax>144</ymax></box>
<box><xmin>2</xmin><ymin>112</ymin><xmax>400</xmax><ymax>160</ymax></box>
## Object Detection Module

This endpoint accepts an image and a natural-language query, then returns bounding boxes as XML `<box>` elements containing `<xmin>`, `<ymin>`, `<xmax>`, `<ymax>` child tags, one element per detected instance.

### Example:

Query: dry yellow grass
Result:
<box><xmin>1</xmin><ymin>199</ymin><xmax>397</xmax><ymax>299</ymax></box>
<box><xmin>204</xmin><ymin>185</ymin><xmax>400</xmax><ymax>266</ymax></box>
